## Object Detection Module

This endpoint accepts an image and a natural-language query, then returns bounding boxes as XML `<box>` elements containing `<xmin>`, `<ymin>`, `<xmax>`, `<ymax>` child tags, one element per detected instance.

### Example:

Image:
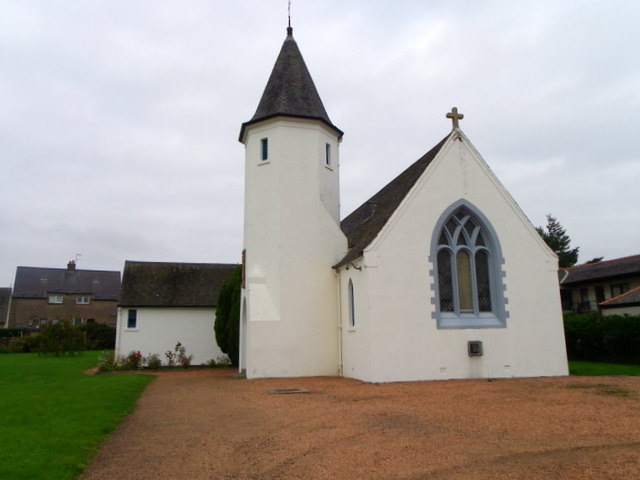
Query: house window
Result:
<box><xmin>76</xmin><ymin>296</ymin><xmax>90</xmax><ymax>305</ymax></box>
<box><xmin>325</xmin><ymin>143</ymin><xmax>331</xmax><ymax>166</ymax></box>
<box><xmin>73</xmin><ymin>317</ymin><xmax>84</xmax><ymax>326</ymax></box>
<box><xmin>48</xmin><ymin>295</ymin><xmax>63</xmax><ymax>304</ymax></box>
<box><xmin>611</xmin><ymin>283</ymin><xmax>629</xmax><ymax>298</ymax></box>
<box><xmin>432</xmin><ymin>202</ymin><xmax>507</xmax><ymax>329</ymax></box>
<box><xmin>580</xmin><ymin>288</ymin><xmax>589</xmax><ymax>303</ymax></box>
<box><xmin>261</xmin><ymin>138</ymin><xmax>268</xmax><ymax>161</ymax></box>
<box><xmin>595</xmin><ymin>286</ymin><xmax>605</xmax><ymax>303</ymax></box>
<box><xmin>348</xmin><ymin>279</ymin><xmax>355</xmax><ymax>328</ymax></box>
<box><xmin>127</xmin><ymin>309</ymin><xmax>137</xmax><ymax>329</ymax></box>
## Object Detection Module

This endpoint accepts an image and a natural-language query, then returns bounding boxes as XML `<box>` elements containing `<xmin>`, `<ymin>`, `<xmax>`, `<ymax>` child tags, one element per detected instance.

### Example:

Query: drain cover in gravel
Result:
<box><xmin>267</xmin><ymin>388</ymin><xmax>310</xmax><ymax>394</ymax></box>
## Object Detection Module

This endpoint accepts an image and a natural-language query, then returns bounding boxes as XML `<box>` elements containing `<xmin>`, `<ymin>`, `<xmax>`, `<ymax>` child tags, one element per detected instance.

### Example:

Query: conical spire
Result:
<box><xmin>239</xmin><ymin>28</ymin><xmax>343</xmax><ymax>141</ymax></box>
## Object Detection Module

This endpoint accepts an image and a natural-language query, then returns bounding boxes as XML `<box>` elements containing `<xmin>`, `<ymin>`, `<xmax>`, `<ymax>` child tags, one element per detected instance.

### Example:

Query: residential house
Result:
<box><xmin>116</xmin><ymin>261</ymin><xmax>237</xmax><ymax>365</ymax></box>
<box><xmin>559</xmin><ymin>254</ymin><xmax>640</xmax><ymax>315</ymax></box>
<box><xmin>0</xmin><ymin>288</ymin><xmax>11</xmax><ymax>328</ymax></box>
<box><xmin>7</xmin><ymin>261</ymin><xmax>120</xmax><ymax>328</ymax></box>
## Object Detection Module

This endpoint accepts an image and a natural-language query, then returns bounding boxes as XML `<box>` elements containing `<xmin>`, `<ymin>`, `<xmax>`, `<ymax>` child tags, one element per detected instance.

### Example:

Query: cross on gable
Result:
<box><xmin>446</xmin><ymin>107</ymin><xmax>464</xmax><ymax>130</ymax></box>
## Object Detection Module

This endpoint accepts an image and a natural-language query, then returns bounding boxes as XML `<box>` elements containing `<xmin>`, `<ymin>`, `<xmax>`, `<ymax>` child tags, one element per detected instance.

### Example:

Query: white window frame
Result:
<box><xmin>76</xmin><ymin>296</ymin><xmax>91</xmax><ymax>305</ymax></box>
<box><xmin>48</xmin><ymin>295</ymin><xmax>63</xmax><ymax>304</ymax></box>
<box><xmin>127</xmin><ymin>309</ymin><xmax>138</xmax><ymax>329</ymax></box>
<box><xmin>260</xmin><ymin>137</ymin><xmax>268</xmax><ymax>161</ymax></box>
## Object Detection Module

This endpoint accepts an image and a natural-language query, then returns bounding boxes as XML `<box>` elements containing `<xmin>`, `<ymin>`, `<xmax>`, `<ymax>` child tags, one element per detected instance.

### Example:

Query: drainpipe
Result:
<box><xmin>115</xmin><ymin>307</ymin><xmax>123</xmax><ymax>358</ymax></box>
<box><xmin>335</xmin><ymin>269</ymin><xmax>343</xmax><ymax>377</ymax></box>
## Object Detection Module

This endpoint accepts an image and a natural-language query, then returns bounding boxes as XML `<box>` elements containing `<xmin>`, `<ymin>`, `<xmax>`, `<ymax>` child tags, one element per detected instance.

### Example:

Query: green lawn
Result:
<box><xmin>0</xmin><ymin>351</ymin><xmax>153</xmax><ymax>480</ymax></box>
<box><xmin>569</xmin><ymin>360</ymin><xmax>640</xmax><ymax>376</ymax></box>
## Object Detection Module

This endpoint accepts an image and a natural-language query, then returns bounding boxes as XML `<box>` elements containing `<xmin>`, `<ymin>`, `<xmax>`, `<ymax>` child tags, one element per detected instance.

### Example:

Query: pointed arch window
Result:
<box><xmin>432</xmin><ymin>203</ymin><xmax>507</xmax><ymax>329</ymax></box>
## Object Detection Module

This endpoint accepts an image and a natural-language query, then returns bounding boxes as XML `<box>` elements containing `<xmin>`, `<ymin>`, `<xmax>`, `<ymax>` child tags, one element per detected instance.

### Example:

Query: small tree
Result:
<box><xmin>214</xmin><ymin>266</ymin><xmax>242</xmax><ymax>365</ymax></box>
<box><xmin>39</xmin><ymin>320</ymin><xmax>85</xmax><ymax>356</ymax></box>
<box><xmin>77</xmin><ymin>323</ymin><xmax>116</xmax><ymax>350</ymax></box>
<box><xmin>536</xmin><ymin>214</ymin><xmax>580</xmax><ymax>268</ymax></box>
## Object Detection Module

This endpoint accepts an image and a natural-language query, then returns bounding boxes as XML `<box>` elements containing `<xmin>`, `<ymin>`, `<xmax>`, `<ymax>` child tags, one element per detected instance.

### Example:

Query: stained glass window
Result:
<box><xmin>434</xmin><ymin>205</ymin><xmax>501</xmax><ymax>324</ymax></box>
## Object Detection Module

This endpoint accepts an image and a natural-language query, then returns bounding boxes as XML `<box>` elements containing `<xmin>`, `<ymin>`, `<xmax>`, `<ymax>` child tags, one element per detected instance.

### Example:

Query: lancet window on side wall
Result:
<box><xmin>432</xmin><ymin>202</ymin><xmax>507</xmax><ymax>329</ymax></box>
<box><xmin>348</xmin><ymin>279</ymin><xmax>355</xmax><ymax>328</ymax></box>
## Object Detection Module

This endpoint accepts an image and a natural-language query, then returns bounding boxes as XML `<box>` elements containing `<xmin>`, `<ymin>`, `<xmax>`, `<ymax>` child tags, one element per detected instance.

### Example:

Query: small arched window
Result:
<box><xmin>432</xmin><ymin>202</ymin><xmax>507</xmax><ymax>329</ymax></box>
<box><xmin>348</xmin><ymin>279</ymin><xmax>355</xmax><ymax>328</ymax></box>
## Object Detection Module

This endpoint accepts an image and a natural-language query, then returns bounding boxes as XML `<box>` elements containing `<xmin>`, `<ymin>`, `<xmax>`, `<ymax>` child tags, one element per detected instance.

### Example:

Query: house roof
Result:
<box><xmin>0</xmin><ymin>287</ymin><xmax>11</xmax><ymax>324</ymax></box>
<box><xmin>12</xmin><ymin>266</ymin><xmax>120</xmax><ymax>300</ymax></box>
<box><xmin>334</xmin><ymin>133</ymin><xmax>451</xmax><ymax>268</ymax></box>
<box><xmin>559</xmin><ymin>254</ymin><xmax>640</xmax><ymax>287</ymax></box>
<box><xmin>239</xmin><ymin>27</ymin><xmax>342</xmax><ymax>142</ymax></box>
<box><xmin>599</xmin><ymin>286</ymin><xmax>640</xmax><ymax>308</ymax></box>
<box><xmin>119</xmin><ymin>261</ymin><xmax>237</xmax><ymax>308</ymax></box>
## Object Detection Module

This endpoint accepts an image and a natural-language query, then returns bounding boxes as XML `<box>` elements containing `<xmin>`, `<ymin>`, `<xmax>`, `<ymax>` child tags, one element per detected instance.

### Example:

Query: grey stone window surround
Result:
<box><xmin>429</xmin><ymin>199</ymin><xmax>508</xmax><ymax>329</ymax></box>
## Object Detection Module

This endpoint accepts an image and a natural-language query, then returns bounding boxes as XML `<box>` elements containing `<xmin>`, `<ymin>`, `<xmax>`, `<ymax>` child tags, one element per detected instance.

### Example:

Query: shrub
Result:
<box><xmin>0</xmin><ymin>328</ymin><xmax>31</xmax><ymax>338</ymax></box>
<box><xmin>77</xmin><ymin>323</ymin><xmax>116</xmax><ymax>350</ymax></box>
<box><xmin>564</xmin><ymin>312</ymin><xmax>640</xmax><ymax>364</ymax></box>
<box><xmin>214</xmin><ymin>265</ymin><xmax>241</xmax><ymax>365</ymax></box>
<box><xmin>96</xmin><ymin>351</ymin><xmax>119</xmax><ymax>372</ymax></box>
<box><xmin>165</xmin><ymin>342</ymin><xmax>193</xmax><ymax>368</ymax></box>
<box><xmin>122</xmin><ymin>351</ymin><xmax>143</xmax><ymax>370</ymax></box>
<box><xmin>564</xmin><ymin>312</ymin><xmax>603</xmax><ymax>361</ymax></box>
<box><xmin>8</xmin><ymin>334</ymin><xmax>42</xmax><ymax>353</ymax></box>
<box><xmin>207</xmin><ymin>355</ymin><xmax>231</xmax><ymax>368</ymax></box>
<box><xmin>601</xmin><ymin>314</ymin><xmax>640</xmax><ymax>364</ymax></box>
<box><xmin>38</xmin><ymin>320</ymin><xmax>85</xmax><ymax>356</ymax></box>
<box><xmin>145</xmin><ymin>353</ymin><xmax>162</xmax><ymax>370</ymax></box>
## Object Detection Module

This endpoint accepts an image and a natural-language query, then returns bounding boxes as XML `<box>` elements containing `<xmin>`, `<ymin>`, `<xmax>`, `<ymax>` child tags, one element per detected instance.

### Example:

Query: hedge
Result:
<box><xmin>0</xmin><ymin>328</ymin><xmax>31</xmax><ymax>338</ymax></box>
<box><xmin>564</xmin><ymin>312</ymin><xmax>640</xmax><ymax>364</ymax></box>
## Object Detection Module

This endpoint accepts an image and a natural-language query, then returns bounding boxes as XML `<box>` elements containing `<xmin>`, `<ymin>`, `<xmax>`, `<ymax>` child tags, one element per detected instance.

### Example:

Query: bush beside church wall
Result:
<box><xmin>564</xmin><ymin>312</ymin><xmax>640</xmax><ymax>364</ymax></box>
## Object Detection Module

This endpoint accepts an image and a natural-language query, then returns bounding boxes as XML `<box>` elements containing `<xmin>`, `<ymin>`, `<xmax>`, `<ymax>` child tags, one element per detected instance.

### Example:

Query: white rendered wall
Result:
<box><xmin>339</xmin><ymin>262</ymin><xmax>373</xmax><ymax>381</ymax></box>
<box><xmin>115</xmin><ymin>307</ymin><xmax>224</xmax><ymax>365</ymax></box>
<box><xmin>241</xmin><ymin>118</ymin><xmax>347</xmax><ymax>378</ymax></box>
<box><xmin>341</xmin><ymin>133</ymin><xmax>568</xmax><ymax>382</ymax></box>
<box><xmin>602</xmin><ymin>305</ymin><xmax>640</xmax><ymax>316</ymax></box>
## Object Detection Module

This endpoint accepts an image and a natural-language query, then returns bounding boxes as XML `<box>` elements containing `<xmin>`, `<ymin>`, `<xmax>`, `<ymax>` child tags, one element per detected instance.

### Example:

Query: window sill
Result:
<box><xmin>258</xmin><ymin>160</ymin><xmax>271</xmax><ymax>166</ymax></box>
<box><xmin>324</xmin><ymin>164</ymin><xmax>333</xmax><ymax>171</ymax></box>
<box><xmin>436</xmin><ymin>313</ymin><xmax>505</xmax><ymax>329</ymax></box>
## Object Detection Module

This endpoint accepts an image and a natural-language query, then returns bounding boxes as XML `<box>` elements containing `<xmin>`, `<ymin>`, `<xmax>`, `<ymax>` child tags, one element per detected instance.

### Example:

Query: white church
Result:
<box><xmin>238</xmin><ymin>25</ymin><xmax>568</xmax><ymax>382</ymax></box>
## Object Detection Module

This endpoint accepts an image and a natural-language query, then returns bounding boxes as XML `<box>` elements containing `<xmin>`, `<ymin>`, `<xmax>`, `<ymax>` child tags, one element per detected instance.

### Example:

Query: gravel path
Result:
<box><xmin>79</xmin><ymin>370</ymin><xmax>640</xmax><ymax>480</ymax></box>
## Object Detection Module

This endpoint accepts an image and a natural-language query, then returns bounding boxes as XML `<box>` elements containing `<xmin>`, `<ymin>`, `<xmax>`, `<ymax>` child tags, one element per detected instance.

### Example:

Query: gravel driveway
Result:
<box><xmin>78</xmin><ymin>369</ymin><xmax>640</xmax><ymax>480</ymax></box>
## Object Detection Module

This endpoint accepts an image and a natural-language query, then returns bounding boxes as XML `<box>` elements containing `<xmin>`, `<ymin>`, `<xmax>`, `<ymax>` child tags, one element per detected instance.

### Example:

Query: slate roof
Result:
<box><xmin>12</xmin><ymin>266</ymin><xmax>120</xmax><ymax>300</ymax></box>
<box><xmin>600</xmin><ymin>286</ymin><xmax>640</xmax><ymax>308</ymax></box>
<box><xmin>559</xmin><ymin>254</ymin><xmax>640</xmax><ymax>286</ymax></box>
<box><xmin>334</xmin><ymin>134</ymin><xmax>451</xmax><ymax>268</ymax></box>
<box><xmin>0</xmin><ymin>288</ymin><xmax>11</xmax><ymax>324</ymax></box>
<box><xmin>119</xmin><ymin>261</ymin><xmax>237</xmax><ymax>308</ymax></box>
<box><xmin>239</xmin><ymin>27</ymin><xmax>342</xmax><ymax>142</ymax></box>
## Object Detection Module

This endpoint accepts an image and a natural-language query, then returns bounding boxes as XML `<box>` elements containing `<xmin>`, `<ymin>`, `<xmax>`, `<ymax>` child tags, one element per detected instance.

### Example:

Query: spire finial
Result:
<box><xmin>287</xmin><ymin>0</ymin><xmax>293</xmax><ymax>36</ymax></box>
<box><xmin>446</xmin><ymin>107</ymin><xmax>464</xmax><ymax>130</ymax></box>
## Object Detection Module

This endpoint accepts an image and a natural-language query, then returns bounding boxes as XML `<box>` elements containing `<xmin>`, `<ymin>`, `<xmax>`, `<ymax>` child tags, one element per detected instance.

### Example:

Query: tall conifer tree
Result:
<box><xmin>536</xmin><ymin>214</ymin><xmax>580</xmax><ymax>268</ymax></box>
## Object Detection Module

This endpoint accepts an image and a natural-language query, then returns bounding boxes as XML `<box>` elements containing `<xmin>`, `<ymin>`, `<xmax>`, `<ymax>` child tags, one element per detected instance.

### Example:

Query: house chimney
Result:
<box><xmin>67</xmin><ymin>260</ymin><xmax>76</xmax><ymax>272</ymax></box>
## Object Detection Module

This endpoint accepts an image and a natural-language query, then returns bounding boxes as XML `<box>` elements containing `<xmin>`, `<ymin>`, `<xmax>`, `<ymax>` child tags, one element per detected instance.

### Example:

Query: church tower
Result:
<box><xmin>238</xmin><ymin>26</ymin><xmax>347</xmax><ymax>378</ymax></box>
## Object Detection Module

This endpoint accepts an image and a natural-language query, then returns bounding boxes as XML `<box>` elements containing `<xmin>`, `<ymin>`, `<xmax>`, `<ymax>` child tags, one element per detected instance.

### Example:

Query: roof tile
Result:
<box><xmin>334</xmin><ymin>134</ymin><xmax>451</xmax><ymax>268</ymax></box>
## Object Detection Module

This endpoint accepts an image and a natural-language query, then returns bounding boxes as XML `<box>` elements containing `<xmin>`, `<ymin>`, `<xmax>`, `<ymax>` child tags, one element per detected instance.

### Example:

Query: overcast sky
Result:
<box><xmin>1</xmin><ymin>0</ymin><xmax>638</xmax><ymax>286</ymax></box>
